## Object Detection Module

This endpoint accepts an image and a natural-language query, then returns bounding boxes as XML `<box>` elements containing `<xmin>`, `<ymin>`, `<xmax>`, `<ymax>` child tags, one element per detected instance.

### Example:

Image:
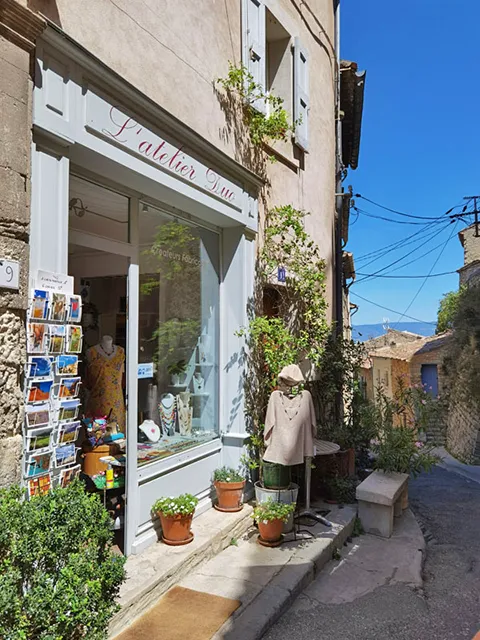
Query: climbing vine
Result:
<box><xmin>238</xmin><ymin>205</ymin><xmax>330</xmax><ymax>469</ymax></box>
<box><xmin>216</xmin><ymin>63</ymin><xmax>298</xmax><ymax>149</ymax></box>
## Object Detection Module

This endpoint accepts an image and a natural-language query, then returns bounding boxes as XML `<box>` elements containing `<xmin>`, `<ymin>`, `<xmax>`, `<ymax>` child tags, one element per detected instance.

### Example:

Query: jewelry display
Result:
<box><xmin>193</xmin><ymin>372</ymin><xmax>204</xmax><ymax>393</ymax></box>
<box><xmin>198</xmin><ymin>334</ymin><xmax>211</xmax><ymax>363</ymax></box>
<box><xmin>177</xmin><ymin>391</ymin><xmax>193</xmax><ymax>436</ymax></box>
<box><xmin>158</xmin><ymin>393</ymin><xmax>177</xmax><ymax>437</ymax></box>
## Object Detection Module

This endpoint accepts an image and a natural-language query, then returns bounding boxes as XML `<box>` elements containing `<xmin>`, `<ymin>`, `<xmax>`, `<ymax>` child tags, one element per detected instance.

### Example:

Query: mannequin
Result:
<box><xmin>85</xmin><ymin>335</ymin><xmax>125</xmax><ymax>431</ymax></box>
<box><xmin>263</xmin><ymin>365</ymin><xmax>315</xmax><ymax>467</ymax></box>
<box><xmin>263</xmin><ymin>364</ymin><xmax>332</xmax><ymax>527</ymax></box>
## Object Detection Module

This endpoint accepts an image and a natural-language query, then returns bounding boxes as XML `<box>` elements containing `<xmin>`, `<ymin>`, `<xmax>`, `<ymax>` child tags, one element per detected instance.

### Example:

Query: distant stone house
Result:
<box><xmin>360</xmin><ymin>330</ymin><xmax>450</xmax><ymax>442</ymax></box>
<box><xmin>458</xmin><ymin>224</ymin><xmax>480</xmax><ymax>287</ymax></box>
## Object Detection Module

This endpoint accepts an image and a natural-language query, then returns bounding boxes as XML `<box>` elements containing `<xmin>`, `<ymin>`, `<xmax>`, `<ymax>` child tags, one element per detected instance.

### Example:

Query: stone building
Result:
<box><xmin>458</xmin><ymin>224</ymin><xmax>480</xmax><ymax>286</ymax></box>
<box><xmin>0</xmin><ymin>0</ymin><xmax>365</xmax><ymax>554</ymax></box>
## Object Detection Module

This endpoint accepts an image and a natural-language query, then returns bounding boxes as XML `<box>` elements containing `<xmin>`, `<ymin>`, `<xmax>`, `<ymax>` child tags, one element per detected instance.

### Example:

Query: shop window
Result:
<box><xmin>137</xmin><ymin>204</ymin><xmax>220</xmax><ymax>466</ymax></box>
<box><xmin>69</xmin><ymin>175</ymin><xmax>129</xmax><ymax>243</ymax></box>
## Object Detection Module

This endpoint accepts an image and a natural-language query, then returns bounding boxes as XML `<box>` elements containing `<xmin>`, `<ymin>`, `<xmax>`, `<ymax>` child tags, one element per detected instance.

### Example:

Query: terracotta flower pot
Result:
<box><xmin>159</xmin><ymin>511</ymin><xmax>194</xmax><ymax>546</ymax></box>
<box><xmin>257</xmin><ymin>518</ymin><xmax>284</xmax><ymax>543</ymax></box>
<box><xmin>214</xmin><ymin>480</ymin><xmax>245</xmax><ymax>512</ymax></box>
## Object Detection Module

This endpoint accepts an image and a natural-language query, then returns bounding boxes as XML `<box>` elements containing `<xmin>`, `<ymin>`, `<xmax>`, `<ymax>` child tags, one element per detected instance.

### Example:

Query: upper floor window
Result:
<box><xmin>242</xmin><ymin>0</ymin><xmax>310</xmax><ymax>151</ymax></box>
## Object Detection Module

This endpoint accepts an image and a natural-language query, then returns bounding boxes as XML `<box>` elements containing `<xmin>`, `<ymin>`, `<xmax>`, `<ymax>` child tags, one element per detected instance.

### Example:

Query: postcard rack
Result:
<box><xmin>23</xmin><ymin>283</ymin><xmax>84</xmax><ymax>499</ymax></box>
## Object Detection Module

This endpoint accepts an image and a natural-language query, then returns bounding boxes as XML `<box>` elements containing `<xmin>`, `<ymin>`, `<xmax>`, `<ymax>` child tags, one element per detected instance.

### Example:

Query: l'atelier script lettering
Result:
<box><xmin>103</xmin><ymin>107</ymin><xmax>236</xmax><ymax>203</ymax></box>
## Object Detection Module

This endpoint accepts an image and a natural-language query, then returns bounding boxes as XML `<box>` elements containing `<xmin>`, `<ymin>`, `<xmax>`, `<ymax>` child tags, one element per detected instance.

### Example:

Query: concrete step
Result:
<box><xmin>109</xmin><ymin>504</ymin><xmax>254</xmax><ymax>638</ymax></box>
<box><xmin>113</xmin><ymin>503</ymin><xmax>356</xmax><ymax>640</ymax></box>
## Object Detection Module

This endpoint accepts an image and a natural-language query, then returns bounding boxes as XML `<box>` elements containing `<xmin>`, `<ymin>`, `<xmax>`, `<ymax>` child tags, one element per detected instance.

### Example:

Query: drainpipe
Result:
<box><xmin>334</xmin><ymin>0</ymin><xmax>343</xmax><ymax>339</ymax></box>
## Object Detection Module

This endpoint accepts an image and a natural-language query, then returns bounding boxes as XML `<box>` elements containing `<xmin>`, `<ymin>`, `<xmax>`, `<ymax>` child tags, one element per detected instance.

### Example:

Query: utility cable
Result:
<box><xmin>354</xmin><ymin>194</ymin><xmax>459</xmax><ymax>221</ymax></box>
<box><xmin>356</xmin><ymin>228</ymin><xmax>458</xmax><ymax>281</ymax></box>
<box><xmin>393</xmin><ymin>221</ymin><xmax>460</xmax><ymax>326</ymax></box>
<box><xmin>356</xmin><ymin>270</ymin><xmax>456</xmax><ymax>279</ymax></box>
<box><xmin>357</xmin><ymin>219</ymin><xmax>452</xmax><ymax>270</ymax></box>
<box><xmin>350</xmin><ymin>292</ymin><xmax>437</xmax><ymax>326</ymax></box>
<box><xmin>354</xmin><ymin>207</ymin><xmax>441</xmax><ymax>226</ymax></box>
<box><xmin>354</xmin><ymin>220</ymin><xmax>456</xmax><ymax>284</ymax></box>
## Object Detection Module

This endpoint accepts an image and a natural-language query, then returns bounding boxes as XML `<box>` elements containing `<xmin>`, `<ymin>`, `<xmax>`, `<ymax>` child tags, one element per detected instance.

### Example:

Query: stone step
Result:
<box><xmin>112</xmin><ymin>503</ymin><xmax>356</xmax><ymax>640</ymax></box>
<box><xmin>109</xmin><ymin>505</ymin><xmax>254</xmax><ymax>638</ymax></box>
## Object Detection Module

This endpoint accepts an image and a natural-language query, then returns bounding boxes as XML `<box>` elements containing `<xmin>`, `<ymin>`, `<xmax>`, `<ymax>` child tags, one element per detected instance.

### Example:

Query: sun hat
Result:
<box><xmin>278</xmin><ymin>364</ymin><xmax>304</xmax><ymax>385</ymax></box>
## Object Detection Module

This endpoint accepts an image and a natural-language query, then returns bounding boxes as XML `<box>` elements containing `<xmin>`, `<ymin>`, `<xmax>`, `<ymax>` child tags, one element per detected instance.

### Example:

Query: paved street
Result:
<box><xmin>264</xmin><ymin>466</ymin><xmax>480</xmax><ymax>640</ymax></box>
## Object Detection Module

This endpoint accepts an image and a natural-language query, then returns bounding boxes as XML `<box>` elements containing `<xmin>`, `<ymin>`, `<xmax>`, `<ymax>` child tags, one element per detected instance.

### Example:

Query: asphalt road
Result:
<box><xmin>263</xmin><ymin>466</ymin><xmax>480</xmax><ymax>640</ymax></box>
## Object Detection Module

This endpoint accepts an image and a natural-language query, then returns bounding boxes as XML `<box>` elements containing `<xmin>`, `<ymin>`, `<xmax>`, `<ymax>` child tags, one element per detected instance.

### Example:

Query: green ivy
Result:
<box><xmin>0</xmin><ymin>480</ymin><xmax>125</xmax><ymax>640</ymax></box>
<box><xmin>217</xmin><ymin>62</ymin><xmax>298</xmax><ymax>148</ymax></box>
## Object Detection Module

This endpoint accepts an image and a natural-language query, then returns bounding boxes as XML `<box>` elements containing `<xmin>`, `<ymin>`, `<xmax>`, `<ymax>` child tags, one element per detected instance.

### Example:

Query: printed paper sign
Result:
<box><xmin>35</xmin><ymin>271</ymin><xmax>73</xmax><ymax>294</ymax></box>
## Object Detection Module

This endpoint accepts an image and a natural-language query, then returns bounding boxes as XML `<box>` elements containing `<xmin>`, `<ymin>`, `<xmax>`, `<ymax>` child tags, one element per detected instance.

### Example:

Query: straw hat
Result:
<box><xmin>278</xmin><ymin>364</ymin><xmax>304</xmax><ymax>386</ymax></box>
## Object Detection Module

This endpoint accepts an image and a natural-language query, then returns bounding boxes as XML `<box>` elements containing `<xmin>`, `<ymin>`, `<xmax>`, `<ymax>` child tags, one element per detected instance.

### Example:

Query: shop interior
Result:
<box><xmin>67</xmin><ymin>174</ymin><xmax>220</xmax><ymax>544</ymax></box>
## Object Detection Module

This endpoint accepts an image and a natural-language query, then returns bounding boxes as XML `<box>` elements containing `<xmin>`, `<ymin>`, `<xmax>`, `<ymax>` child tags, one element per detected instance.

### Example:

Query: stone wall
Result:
<box><xmin>0</xmin><ymin>4</ymin><xmax>44</xmax><ymax>487</ymax></box>
<box><xmin>460</xmin><ymin>225</ymin><xmax>480</xmax><ymax>266</ymax></box>
<box><xmin>446</xmin><ymin>400</ymin><xmax>479</xmax><ymax>463</ymax></box>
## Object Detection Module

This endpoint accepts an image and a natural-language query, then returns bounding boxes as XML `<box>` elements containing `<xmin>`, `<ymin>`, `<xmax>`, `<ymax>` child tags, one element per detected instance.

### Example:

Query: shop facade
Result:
<box><xmin>29</xmin><ymin>28</ymin><xmax>260</xmax><ymax>555</ymax></box>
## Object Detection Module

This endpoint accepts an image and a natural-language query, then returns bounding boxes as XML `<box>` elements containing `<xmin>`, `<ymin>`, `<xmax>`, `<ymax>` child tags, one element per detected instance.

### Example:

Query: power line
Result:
<box><xmin>356</xmin><ymin>270</ymin><xmax>456</xmax><ymax>279</ymax></box>
<box><xmin>357</xmin><ymin>219</ymin><xmax>452</xmax><ymax>270</ymax></box>
<box><xmin>354</xmin><ymin>207</ymin><xmax>439</xmax><ymax>226</ymax></box>
<box><xmin>393</xmin><ymin>221</ymin><xmax>460</xmax><ymax>326</ymax></box>
<box><xmin>354</xmin><ymin>220</ymin><xmax>455</xmax><ymax>284</ymax></box>
<box><xmin>355</xmin><ymin>194</ymin><xmax>458</xmax><ymax>221</ymax></box>
<box><xmin>350</xmin><ymin>292</ymin><xmax>437</xmax><ymax>326</ymax></box>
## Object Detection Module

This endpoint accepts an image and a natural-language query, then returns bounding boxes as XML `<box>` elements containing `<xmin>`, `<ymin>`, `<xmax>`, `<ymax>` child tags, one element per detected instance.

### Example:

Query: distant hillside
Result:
<box><xmin>352</xmin><ymin>322</ymin><xmax>436</xmax><ymax>342</ymax></box>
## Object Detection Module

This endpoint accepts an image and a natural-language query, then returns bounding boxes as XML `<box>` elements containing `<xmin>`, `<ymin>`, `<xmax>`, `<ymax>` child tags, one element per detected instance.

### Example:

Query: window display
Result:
<box><xmin>137</xmin><ymin>204</ymin><xmax>220</xmax><ymax>466</ymax></box>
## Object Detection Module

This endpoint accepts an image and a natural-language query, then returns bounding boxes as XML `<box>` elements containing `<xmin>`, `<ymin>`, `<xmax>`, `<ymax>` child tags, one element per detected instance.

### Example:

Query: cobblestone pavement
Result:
<box><xmin>263</xmin><ymin>466</ymin><xmax>480</xmax><ymax>640</ymax></box>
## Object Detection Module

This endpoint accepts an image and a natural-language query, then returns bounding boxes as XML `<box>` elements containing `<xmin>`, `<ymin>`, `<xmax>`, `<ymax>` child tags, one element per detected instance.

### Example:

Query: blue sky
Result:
<box><xmin>341</xmin><ymin>0</ymin><xmax>478</xmax><ymax>325</ymax></box>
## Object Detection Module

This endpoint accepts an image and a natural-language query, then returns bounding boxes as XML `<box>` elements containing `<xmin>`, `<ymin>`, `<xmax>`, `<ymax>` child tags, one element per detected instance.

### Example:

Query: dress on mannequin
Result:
<box><xmin>86</xmin><ymin>335</ymin><xmax>125</xmax><ymax>431</ymax></box>
<box><xmin>263</xmin><ymin>388</ymin><xmax>316</xmax><ymax>466</ymax></box>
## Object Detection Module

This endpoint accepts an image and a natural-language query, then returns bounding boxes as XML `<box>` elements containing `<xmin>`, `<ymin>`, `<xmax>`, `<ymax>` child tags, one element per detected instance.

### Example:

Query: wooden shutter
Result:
<box><xmin>294</xmin><ymin>37</ymin><xmax>309</xmax><ymax>151</ymax></box>
<box><xmin>242</xmin><ymin>0</ymin><xmax>266</xmax><ymax>113</ymax></box>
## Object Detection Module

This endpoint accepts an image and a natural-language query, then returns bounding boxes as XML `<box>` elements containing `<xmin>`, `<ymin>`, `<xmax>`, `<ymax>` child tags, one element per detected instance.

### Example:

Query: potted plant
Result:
<box><xmin>253</xmin><ymin>498</ymin><xmax>296</xmax><ymax>545</ymax></box>
<box><xmin>323</xmin><ymin>475</ymin><xmax>358</xmax><ymax>505</ymax></box>
<box><xmin>167</xmin><ymin>359</ymin><xmax>187</xmax><ymax>386</ymax></box>
<box><xmin>153</xmin><ymin>493</ymin><xmax>198</xmax><ymax>546</ymax></box>
<box><xmin>213</xmin><ymin>467</ymin><xmax>245</xmax><ymax>512</ymax></box>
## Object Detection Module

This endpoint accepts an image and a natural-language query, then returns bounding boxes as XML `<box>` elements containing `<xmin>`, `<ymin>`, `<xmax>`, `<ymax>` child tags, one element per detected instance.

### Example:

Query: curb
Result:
<box><xmin>214</xmin><ymin>506</ymin><xmax>357</xmax><ymax>640</ymax></box>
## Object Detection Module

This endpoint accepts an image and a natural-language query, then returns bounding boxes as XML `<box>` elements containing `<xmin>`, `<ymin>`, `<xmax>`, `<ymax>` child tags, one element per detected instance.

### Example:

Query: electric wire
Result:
<box><xmin>350</xmin><ymin>292</ymin><xmax>437</xmax><ymax>326</ymax></box>
<box><xmin>356</xmin><ymin>227</ymin><xmax>459</xmax><ymax>281</ymax></box>
<box><xmin>354</xmin><ymin>220</ymin><xmax>456</xmax><ymax>284</ymax></box>
<box><xmin>354</xmin><ymin>194</ymin><xmax>459</xmax><ymax>221</ymax></box>
<box><xmin>356</xmin><ymin>219</ymin><xmax>452</xmax><ymax>270</ymax></box>
<box><xmin>354</xmin><ymin>207</ymin><xmax>440</xmax><ymax>226</ymax></box>
<box><xmin>356</xmin><ymin>270</ymin><xmax>456</xmax><ymax>279</ymax></box>
<box><xmin>393</xmin><ymin>221</ymin><xmax>460</xmax><ymax>326</ymax></box>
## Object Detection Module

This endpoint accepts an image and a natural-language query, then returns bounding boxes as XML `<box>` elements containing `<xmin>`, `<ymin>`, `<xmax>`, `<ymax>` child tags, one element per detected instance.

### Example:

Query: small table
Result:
<box><xmin>296</xmin><ymin>439</ymin><xmax>340</xmax><ymax>527</ymax></box>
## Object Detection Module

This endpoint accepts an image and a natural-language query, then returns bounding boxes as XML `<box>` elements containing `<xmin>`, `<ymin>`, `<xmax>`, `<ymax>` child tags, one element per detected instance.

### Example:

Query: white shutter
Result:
<box><xmin>242</xmin><ymin>0</ymin><xmax>266</xmax><ymax>113</ymax></box>
<box><xmin>294</xmin><ymin>37</ymin><xmax>309</xmax><ymax>151</ymax></box>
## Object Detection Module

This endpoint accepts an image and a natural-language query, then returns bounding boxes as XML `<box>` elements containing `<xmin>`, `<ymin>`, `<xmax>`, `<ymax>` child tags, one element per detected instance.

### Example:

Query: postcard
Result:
<box><xmin>27</xmin><ymin>323</ymin><xmax>47</xmax><ymax>354</ymax></box>
<box><xmin>56</xmin><ymin>354</ymin><xmax>78</xmax><ymax>376</ymax></box>
<box><xmin>55</xmin><ymin>443</ymin><xmax>77</xmax><ymax>468</ymax></box>
<box><xmin>48</xmin><ymin>325</ymin><xmax>66</xmax><ymax>354</ymax></box>
<box><xmin>25</xmin><ymin>402</ymin><xmax>50</xmax><ymax>428</ymax></box>
<box><xmin>58</xmin><ymin>421</ymin><xmax>81</xmax><ymax>444</ymax></box>
<box><xmin>58</xmin><ymin>398</ymin><xmax>80</xmax><ymax>422</ymax></box>
<box><xmin>59</xmin><ymin>465</ymin><xmax>81</xmax><ymax>488</ymax></box>
<box><xmin>26</xmin><ymin>379</ymin><xmax>53</xmax><ymax>404</ymax></box>
<box><xmin>27</xmin><ymin>473</ymin><xmax>51</xmax><ymax>498</ymax></box>
<box><xmin>67</xmin><ymin>325</ymin><xmax>83</xmax><ymax>354</ymax></box>
<box><xmin>58</xmin><ymin>377</ymin><xmax>81</xmax><ymax>399</ymax></box>
<box><xmin>25</xmin><ymin>451</ymin><xmax>52</xmax><ymax>478</ymax></box>
<box><xmin>25</xmin><ymin>427</ymin><xmax>52</xmax><ymax>453</ymax></box>
<box><xmin>68</xmin><ymin>295</ymin><xmax>82</xmax><ymax>323</ymax></box>
<box><xmin>27</xmin><ymin>356</ymin><xmax>53</xmax><ymax>379</ymax></box>
<box><xmin>30</xmin><ymin>289</ymin><xmax>49</xmax><ymax>320</ymax></box>
<box><xmin>50</xmin><ymin>292</ymin><xmax>67</xmax><ymax>322</ymax></box>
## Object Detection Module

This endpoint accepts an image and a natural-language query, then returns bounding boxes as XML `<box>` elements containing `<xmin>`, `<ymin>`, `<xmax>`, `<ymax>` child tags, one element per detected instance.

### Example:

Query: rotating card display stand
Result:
<box><xmin>23</xmin><ymin>276</ymin><xmax>83</xmax><ymax>498</ymax></box>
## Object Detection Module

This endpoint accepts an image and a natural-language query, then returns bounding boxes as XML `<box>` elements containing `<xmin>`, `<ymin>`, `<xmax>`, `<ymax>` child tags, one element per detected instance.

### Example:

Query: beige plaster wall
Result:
<box><xmin>0</xmin><ymin>35</ymin><xmax>32</xmax><ymax>487</ymax></box>
<box><xmin>31</xmin><ymin>0</ymin><xmax>337</xmax><ymax>318</ymax></box>
<box><xmin>371</xmin><ymin>356</ymin><xmax>392</xmax><ymax>399</ymax></box>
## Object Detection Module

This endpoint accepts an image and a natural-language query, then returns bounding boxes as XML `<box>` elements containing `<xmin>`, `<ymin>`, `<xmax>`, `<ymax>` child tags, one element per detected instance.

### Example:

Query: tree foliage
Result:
<box><xmin>436</xmin><ymin>287</ymin><xmax>465</xmax><ymax>334</ymax></box>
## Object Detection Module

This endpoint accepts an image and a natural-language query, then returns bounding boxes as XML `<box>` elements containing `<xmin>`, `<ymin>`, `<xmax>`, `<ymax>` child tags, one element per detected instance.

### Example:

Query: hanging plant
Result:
<box><xmin>216</xmin><ymin>62</ymin><xmax>299</xmax><ymax>149</ymax></box>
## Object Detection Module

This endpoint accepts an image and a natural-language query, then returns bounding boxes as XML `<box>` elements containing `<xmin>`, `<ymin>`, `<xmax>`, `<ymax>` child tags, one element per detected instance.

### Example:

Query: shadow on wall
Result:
<box><xmin>28</xmin><ymin>0</ymin><xmax>61</xmax><ymax>26</ymax></box>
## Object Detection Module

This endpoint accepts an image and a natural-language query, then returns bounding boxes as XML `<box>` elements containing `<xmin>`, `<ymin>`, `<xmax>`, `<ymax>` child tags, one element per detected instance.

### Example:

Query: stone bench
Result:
<box><xmin>356</xmin><ymin>471</ymin><xmax>409</xmax><ymax>538</ymax></box>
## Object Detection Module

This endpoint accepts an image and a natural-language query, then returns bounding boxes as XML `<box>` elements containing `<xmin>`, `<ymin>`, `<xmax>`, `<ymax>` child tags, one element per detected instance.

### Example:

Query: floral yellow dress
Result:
<box><xmin>85</xmin><ymin>345</ymin><xmax>126</xmax><ymax>432</ymax></box>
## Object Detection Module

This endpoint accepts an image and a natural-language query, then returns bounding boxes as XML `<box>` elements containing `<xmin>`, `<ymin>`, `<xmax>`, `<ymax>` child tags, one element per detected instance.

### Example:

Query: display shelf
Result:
<box><xmin>192</xmin><ymin>392</ymin><xmax>210</xmax><ymax>398</ymax></box>
<box><xmin>168</xmin><ymin>384</ymin><xmax>188</xmax><ymax>390</ymax></box>
<box><xmin>195</xmin><ymin>362</ymin><xmax>214</xmax><ymax>367</ymax></box>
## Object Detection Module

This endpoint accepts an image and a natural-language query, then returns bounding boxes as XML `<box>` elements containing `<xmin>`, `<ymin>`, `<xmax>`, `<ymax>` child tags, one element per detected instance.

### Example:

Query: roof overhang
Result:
<box><xmin>340</xmin><ymin>60</ymin><xmax>366</xmax><ymax>170</ymax></box>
